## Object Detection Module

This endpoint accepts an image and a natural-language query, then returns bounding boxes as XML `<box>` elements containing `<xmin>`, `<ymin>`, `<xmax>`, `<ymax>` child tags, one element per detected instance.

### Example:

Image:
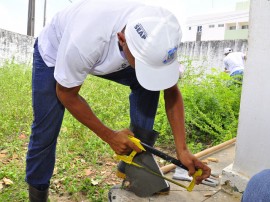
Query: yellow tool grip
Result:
<box><xmin>127</xmin><ymin>136</ymin><xmax>146</xmax><ymax>151</ymax></box>
<box><xmin>187</xmin><ymin>169</ymin><xmax>203</xmax><ymax>192</ymax></box>
<box><xmin>115</xmin><ymin>136</ymin><xmax>203</xmax><ymax>192</ymax></box>
<box><xmin>115</xmin><ymin>136</ymin><xmax>145</xmax><ymax>164</ymax></box>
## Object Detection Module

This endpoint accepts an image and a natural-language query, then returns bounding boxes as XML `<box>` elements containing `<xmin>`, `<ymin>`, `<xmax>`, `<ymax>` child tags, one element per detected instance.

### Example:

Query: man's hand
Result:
<box><xmin>224</xmin><ymin>69</ymin><xmax>230</xmax><ymax>73</ymax></box>
<box><xmin>108</xmin><ymin>129</ymin><xmax>142</xmax><ymax>155</ymax></box>
<box><xmin>178</xmin><ymin>149</ymin><xmax>211</xmax><ymax>185</ymax></box>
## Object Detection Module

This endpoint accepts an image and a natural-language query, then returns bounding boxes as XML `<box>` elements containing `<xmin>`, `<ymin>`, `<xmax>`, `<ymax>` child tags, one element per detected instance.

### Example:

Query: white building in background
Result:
<box><xmin>184</xmin><ymin>1</ymin><xmax>250</xmax><ymax>41</ymax></box>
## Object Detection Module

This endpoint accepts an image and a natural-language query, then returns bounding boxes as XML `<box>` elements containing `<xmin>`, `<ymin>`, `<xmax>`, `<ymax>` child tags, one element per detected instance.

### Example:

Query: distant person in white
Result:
<box><xmin>223</xmin><ymin>48</ymin><xmax>246</xmax><ymax>77</ymax></box>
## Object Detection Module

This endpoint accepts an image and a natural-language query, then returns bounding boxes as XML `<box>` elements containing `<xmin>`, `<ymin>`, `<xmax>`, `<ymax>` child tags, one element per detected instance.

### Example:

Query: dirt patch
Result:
<box><xmin>49</xmin><ymin>148</ymin><xmax>175</xmax><ymax>201</ymax></box>
<box><xmin>49</xmin><ymin>158</ymin><xmax>122</xmax><ymax>202</ymax></box>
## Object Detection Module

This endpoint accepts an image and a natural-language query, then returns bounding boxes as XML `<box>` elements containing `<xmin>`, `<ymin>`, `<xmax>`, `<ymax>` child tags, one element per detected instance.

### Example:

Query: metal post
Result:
<box><xmin>43</xmin><ymin>0</ymin><xmax>47</xmax><ymax>27</ymax></box>
<box><xmin>27</xmin><ymin>0</ymin><xmax>35</xmax><ymax>36</ymax></box>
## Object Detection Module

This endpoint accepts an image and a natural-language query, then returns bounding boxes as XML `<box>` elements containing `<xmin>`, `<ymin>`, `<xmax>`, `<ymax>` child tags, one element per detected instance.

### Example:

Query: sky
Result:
<box><xmin>0</xmin><ymin>0</ymin><xmax>239</xmax><ymax>40</ymax></box>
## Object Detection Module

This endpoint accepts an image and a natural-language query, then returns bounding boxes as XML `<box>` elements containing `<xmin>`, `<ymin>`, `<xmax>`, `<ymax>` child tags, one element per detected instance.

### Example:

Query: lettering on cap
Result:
<box><xmin>134</xmin><ymin>23</ymin><xmax>148</xmax><ymax>39</ymax></box>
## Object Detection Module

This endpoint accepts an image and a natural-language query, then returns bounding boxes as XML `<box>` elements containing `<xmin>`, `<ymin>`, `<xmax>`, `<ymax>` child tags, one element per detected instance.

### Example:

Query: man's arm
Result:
<box><xmin>55</xmin><ymin>82</ymin><xmax>141</xmax><ymax>155</ymax></box>
<box><xmin>242</xmin><ymin>52</ymin><xmax>247</xmax><ymax>61</ymax></box>
<box><xmin>164</xmin><ymin>84</ymin><xmax>211</xmax><ymax>184</ymax></box>
<box><xmin>224</xmin><ymin>59</ymin><xmax>230</xmax><ymax>73</ymax></box>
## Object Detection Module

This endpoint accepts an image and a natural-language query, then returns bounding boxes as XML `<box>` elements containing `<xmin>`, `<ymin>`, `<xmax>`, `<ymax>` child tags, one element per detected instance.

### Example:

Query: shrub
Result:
<box><xmin>155</xmin><ymin>59</ymin><xmax>242</xmax><ymax>150</ymax></box>
<box><xmin>0</xmin><ymin>60</ymin><xmax>242</xmax><ymax>201</ymax></box>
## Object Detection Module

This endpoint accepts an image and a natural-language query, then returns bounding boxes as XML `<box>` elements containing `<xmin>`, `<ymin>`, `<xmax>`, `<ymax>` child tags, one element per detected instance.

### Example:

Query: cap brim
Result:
<box><xmin>135</xmin><ymin>59</ymin><xmax>180</xmax><ymax>91</ymax></box>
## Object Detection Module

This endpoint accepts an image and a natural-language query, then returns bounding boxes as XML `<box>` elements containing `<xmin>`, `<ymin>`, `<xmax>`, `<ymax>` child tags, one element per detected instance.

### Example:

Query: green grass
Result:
<box><xmin>0</xmin><ymin>62</ymin><xmax>130</xmax><ymax>201</ymax></box>
<box><xmin>0</xmin><ymin>61</ymin><xmax>241</xmax><ymax>201</ymax></box>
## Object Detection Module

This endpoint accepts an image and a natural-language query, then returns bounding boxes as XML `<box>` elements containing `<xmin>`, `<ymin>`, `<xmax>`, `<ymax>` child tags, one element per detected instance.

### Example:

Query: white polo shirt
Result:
<box><xmin>223</xmin><ymin>52</ymin><xmax>245</xmax><ymax>75</ymax></box>
<box><xmin>38</xmin><ymin>0</ymin><xmax>144</xmax><ymax>88</ymax></box>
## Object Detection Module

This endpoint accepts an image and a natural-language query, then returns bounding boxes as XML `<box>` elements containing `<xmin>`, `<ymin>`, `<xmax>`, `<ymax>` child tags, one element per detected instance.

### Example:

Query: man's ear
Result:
<box><xmin>117</xmin><ymin>32</ymin><xmax>126</xmax><ymax>47</ymax></box>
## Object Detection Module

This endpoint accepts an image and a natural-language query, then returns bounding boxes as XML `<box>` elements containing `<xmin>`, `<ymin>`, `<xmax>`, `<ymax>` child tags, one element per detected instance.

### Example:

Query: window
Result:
<box><xmin>229</xmin><ymin>26</ymin><xmax>236</xmax><ymax>30</ymax></box>
<box><xmin>197</xmin><ymin>26</ymin><xmax>202</xmax><ymax>32</ymax></box>
<box><xmin>218</xmin><ymin>24</ymin><xmax>224</xmax><ymax>27</ymax></box>
<box><xmin>188</xmin><ymin>27</ymin><xmax>191</xmax><ymax>30</ymax></box>
<box><xmin>242</xmin><ymin>25</ymin><xmax>249</xmax><ymax>29</ymax></box>
<box><xmin>209</xmin><ymin>25</ymin><xmax>215</xmax><ymax>28</ymax></box>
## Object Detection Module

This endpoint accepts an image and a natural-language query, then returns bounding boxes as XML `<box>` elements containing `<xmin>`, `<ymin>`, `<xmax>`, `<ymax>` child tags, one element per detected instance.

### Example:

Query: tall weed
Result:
<box><xmin>0</xmin><ymin>60</ymin><xmax>242</xmax><ymax>201</ymax></box>
<box><xmin>155</xmin><ymin>59</ymin><xmax>242</xmax><ymax>151</ymax></box>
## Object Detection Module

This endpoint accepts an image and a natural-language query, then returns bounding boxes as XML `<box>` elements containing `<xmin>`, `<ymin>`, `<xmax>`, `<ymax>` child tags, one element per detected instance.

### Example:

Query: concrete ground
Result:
<box><xmin>109</xmin><ymin>143</ymin><xmax>241</xmax><ymax>202</ymax></box>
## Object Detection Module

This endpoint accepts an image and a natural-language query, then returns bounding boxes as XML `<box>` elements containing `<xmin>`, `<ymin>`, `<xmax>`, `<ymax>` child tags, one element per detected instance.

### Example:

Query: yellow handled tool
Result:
<box><xmin>115</xmin><ymin>136</ymin><xmax>202</xmax><ymax>192</ymax></box>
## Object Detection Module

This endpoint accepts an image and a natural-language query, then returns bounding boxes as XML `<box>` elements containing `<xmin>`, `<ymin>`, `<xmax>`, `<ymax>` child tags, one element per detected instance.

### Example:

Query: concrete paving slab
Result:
<box><xmin>202</xmin><ymin>144</ymin><xmax>236</xmax><ymax>177</ymax></box>
<box><xmin>204</xmin><ymin>190</ymin><xmax>240</xmax><ymax>202</ymax></box>
<box><xmin>109</xmin><ymin>143</ymin><xmax>241</xmax><ymax>202</ymax></box>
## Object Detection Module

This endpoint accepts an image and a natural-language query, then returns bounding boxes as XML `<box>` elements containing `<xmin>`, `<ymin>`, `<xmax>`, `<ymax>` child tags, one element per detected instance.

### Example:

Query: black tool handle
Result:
<box><xmin>140</xmin><ymin>142</ymin><xmax>189</xmax><ymax>171</ymax></box>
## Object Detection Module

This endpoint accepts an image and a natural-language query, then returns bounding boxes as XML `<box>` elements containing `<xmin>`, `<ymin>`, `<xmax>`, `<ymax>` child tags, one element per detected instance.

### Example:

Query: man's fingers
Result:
<box><xmin>113</xmin><ymin>139</ymin><xmax>141</xmax><ymax>155</ymax></box>
<box><xmin>122</xmin><ymin>129</ymin><xmax>134</xmax><ymax>137</ymax></box>
<box><xmin>199</xmin><ymin>163</ymin><xmax>211</xmax><ymax>177</ymax></box>
<box><xmin>188</xmin><ymin>165</ymin><xmax>196</xmax><ymax>177</ymax></box>
<box><xmin>121</xmin><ymin>130</ymin><xmax>142</xmax><ymax>153</ymax></box>
<box><xmin>194</xmin><ymin>161</ymin><xmax>211</xmax><ymax>184</ymax></box>
<box><xmin>128</xmin><ymin>141</ymin><xmax>142</xmax><ymax>153</ymax></box>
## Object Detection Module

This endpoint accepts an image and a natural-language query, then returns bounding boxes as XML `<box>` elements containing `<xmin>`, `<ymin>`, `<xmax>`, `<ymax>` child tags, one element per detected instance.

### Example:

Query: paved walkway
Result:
<box><xmin>109</xmin><ymin>143</ymin><xmax>241</xmax><ymax>202</ymax></box>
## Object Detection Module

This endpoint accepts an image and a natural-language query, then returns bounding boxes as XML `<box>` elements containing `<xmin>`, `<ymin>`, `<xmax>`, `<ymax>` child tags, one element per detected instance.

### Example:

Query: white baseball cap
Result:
<box><xmin>125</xmin><ymin>6</ymin><xmax>182</xmax><ymax>91</ymax></box>
<box><xmin>224</xmin><ymin>48</ymin><xmax>233</xmax><ymax>55</ymax></box>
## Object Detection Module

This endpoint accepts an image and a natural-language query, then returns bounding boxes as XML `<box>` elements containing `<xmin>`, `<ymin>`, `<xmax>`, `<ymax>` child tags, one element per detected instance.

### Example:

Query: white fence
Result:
<box><xmin>0</xmin><ymin>28</ymin><xmax>248</xmax><ymax>70</ymax></box>
<box><xmin>0</xmin><ymin>28</ymin><xmax>35</xmax><ymax>66</ymax></box>
<box><xmin>179</xmin><ymin>39</ymin><xmax>248</xmax><ymax>70</ymax></box>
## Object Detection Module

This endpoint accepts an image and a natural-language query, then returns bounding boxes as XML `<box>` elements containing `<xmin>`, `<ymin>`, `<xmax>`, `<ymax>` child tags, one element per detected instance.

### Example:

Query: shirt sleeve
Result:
<box><xmin>54</xmin><ymin>42</ymin><xmax>85</xmax><ymax>87</ymax></box>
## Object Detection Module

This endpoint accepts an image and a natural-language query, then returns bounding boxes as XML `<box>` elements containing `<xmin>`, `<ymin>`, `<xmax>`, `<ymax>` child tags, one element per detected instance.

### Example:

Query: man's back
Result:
<box><xmin>38</xmin><ymin>0</ymin><xmax>143</xmax><ymax>88</ymax></box>
<box><xmin>223</xmin><ymin>52</ymin><xmax>245</xmax><ymax>75</ymax></box>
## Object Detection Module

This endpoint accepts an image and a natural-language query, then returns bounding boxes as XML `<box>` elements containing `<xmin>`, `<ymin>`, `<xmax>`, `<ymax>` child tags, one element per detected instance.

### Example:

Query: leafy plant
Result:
<box><xmin>0</xmin><ymin>59</ymin><xmax>242</xmax><ymax>201</ymax></box>
<box><xmin>155</xmin><ymin>58</ymin><xmax>242</xmax><ymax>150</ymax></box>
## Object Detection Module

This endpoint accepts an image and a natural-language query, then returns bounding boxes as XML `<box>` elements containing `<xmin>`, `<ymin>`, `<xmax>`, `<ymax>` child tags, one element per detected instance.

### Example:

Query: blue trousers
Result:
<box><xmin>242</xmin><ymin>169</ymin><xmax>270</xmax><ymax>202</ymax></box>
<box><xmin>25</xmin><ymin>39</ymin><xmax>160</xmax><ymax>188</ymax></box>
<box><xmin>230</xmin><ymin>69</ymin><xmax>243</xmax><ymax>76</ymax></box>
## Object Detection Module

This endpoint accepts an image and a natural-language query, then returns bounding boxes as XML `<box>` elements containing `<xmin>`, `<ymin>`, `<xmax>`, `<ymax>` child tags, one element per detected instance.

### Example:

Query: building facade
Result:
<box><xmin>184</xmin><ymin>1</ymin><xmax>250</xmax><ymax>42</ymax></box>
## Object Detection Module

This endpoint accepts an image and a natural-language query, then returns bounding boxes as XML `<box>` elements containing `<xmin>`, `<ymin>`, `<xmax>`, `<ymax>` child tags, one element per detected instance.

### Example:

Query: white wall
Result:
<box><xmin>179</xmin><ymin>39</ymin><xmax>248</xmax><ymax>69</ymax></box>
<box><xmin>0</xmin><ymin>29</ymin><xmax>35</xmax><ymax>66</ymax></box>
<box><xmin>233</xmin><ymin>0</ymin><xmax>270</xmax><ymax>176</ymax></box>
<box><xmin>201</xmin><ymin>25</ymin><xmax>225</xmax><ymax>41</ymax></box>
<box><xmin>221</xmin><ymin>0</ymin><xmax>270</xmax><ymax>193</ymax></box>
<box><xmin>184</xmin><ymin>26</ymin><xmax>197</xmax><ymax>41</ymax></box>
<box><xmin>1</xmin><ymin>28</ymin><xmax>248</xmax><ymax>70</ymax></box>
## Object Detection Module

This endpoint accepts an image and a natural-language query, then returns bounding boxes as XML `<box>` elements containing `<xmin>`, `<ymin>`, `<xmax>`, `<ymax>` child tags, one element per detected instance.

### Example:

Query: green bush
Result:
<box><xmin>155</xmin><ymin>59</ymin><xmax>242</xmax><ymax>150</ymax></box>
<box><xmin>0</xmin><ymin>60</ymin><xmax>242</xmax><ymax>201</ymax></box>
